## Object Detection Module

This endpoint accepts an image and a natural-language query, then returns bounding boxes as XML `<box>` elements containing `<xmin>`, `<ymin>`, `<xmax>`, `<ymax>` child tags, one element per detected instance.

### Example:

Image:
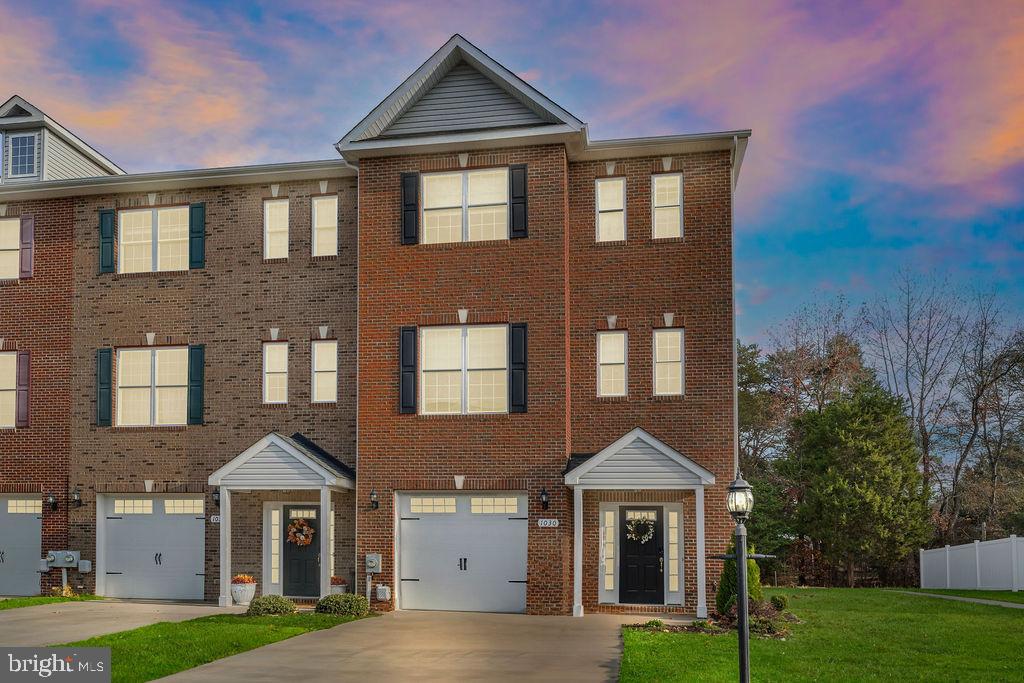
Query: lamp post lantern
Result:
<box><xmin>726</xmin><ymin>474</ymin><xmax>754</xmax><ymax>683</ymax></box>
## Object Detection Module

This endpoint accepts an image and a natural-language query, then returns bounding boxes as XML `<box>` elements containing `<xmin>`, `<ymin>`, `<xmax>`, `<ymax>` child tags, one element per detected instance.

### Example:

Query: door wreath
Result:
<box><xmin>286</xmin><ymin>518</ymin><xmax>315</xmax><ymax>546</ymax></box>
<box><xmin>625</xmin><ymin>518</ymin><xmax>655</xmax><ymax>544</ymax></box>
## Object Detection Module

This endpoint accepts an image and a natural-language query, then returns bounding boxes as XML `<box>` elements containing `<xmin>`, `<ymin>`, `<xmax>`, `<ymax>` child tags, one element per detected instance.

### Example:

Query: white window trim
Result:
<box><xmin>310</xmin><ymin>339</ymin><xmax>338</xmax><ymax>404</ymax></box>
<box><xmin>651</xmin><ymin>172</ymin><xmax>684</xmax><ymax>239</ymax></box>
<box><xmin>115</xmin><ymin>347</ymin><xmax>188</xmax><ymax>427</ymax></box>
<box><xmin>598</xmin><ymin>502</ymin><xmax>684</xmax><ymax>607</ymax></box>
<box><xmin>311</xmin><ymin>195</ymin><xmax>339</xmax><ymax>257</ymax></box>
<box><xmin>653</xmin><ymin>328</ymin><xmax>685</xmax><ymax>396</ymax></box>
<box><xmin>596</xmin><ymin>330</ymin><xmax>628</xmax><ymax>397</ymax></box>
<box><xmin>420</xmin><ymin>168</ymin><xmax>510</xmax><ymax>243</ymax></box>
<box><xmin>595</xmin><ymin>176</ymin><xmax>627</xmax><ymax>243</ymax></box>
<box><xmin>262</xmin><ymin>341</ymin><xmax>288</xmax><ymax>404</ymax></box>
<box><xmin>263</xmin><ymin>198</ymin><xmax>289</xmax><ymax>260</ymax></box>
<box><xmin>117</xmin><ymin>206</ymin><xmax>189</xmax><ymax>274</ymax></box>
<box><xmin>8</xmin><ymin>132</ymin><xmax>39</xmax><ymax>178</ymax></box>
<box><xmin>419</xmin><ymin>324</ymin><xmax>509</xmax><ymax>415</ymax></box>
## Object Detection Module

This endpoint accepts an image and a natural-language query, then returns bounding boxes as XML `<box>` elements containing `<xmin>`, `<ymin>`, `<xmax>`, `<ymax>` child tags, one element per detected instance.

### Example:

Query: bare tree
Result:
<box><xmin>863</xmin><ymin>271</ymin><xmax>967</xmax><ymax>489</ymax></box>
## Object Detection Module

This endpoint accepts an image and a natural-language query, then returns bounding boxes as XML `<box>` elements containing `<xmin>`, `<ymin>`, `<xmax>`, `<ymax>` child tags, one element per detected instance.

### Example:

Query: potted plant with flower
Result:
<box><xmin>330</xmin><ymin>576</ymin><xmax>348</xmax><ymax>595</ymax></box>
<box><xmin>231</xmin><ymin>574</ymin><xmax>257</xmax><ymax>605</ymax></box>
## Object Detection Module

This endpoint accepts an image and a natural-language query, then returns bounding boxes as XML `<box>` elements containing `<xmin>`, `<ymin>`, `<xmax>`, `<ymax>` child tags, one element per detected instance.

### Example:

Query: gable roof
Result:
<box><xmin>337</xmin><ymin>34</ymin><xmax>583</xmax><ymax>159</ymax></box>
<box><xmin>564</xmin><ymin>427</ymin><xmax>716</xmax><ymax>487</ymax></box>
<box><xmin>0</xmin><ymin>95</ymin><xmax>124</xmax><ymax>176</ymax></box>
<box><xmin>208</xmin><ymin>432</ymin><xmax>355</xmax><ymax>489</ymax></box>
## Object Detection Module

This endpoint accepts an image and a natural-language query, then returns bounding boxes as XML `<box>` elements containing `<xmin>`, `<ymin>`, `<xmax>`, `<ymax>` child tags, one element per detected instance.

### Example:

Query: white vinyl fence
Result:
<box><xmin>920</xmin><ymin>536</ymin><xmax>1022</xmax><ymax>591</ymax></box>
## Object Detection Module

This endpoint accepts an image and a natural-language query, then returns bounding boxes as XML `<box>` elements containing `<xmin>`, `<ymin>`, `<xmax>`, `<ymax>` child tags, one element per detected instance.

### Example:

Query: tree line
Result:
<box><xmin>741</xmin><ymin>271</ymin><xmax>1024</xmax><ymax>586</ymax></box>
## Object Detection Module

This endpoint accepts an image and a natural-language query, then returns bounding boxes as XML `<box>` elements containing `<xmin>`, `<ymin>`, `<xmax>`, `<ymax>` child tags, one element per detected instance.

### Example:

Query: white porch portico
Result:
<box><xmin>565</xmin><ymin>428</ymin><xmax>715</xmax><ymax>618</ymax></box>
<box><xmin>208</xmin><ymin>432</ymin><xmax>355</xmax><ymax>606</ymax></box>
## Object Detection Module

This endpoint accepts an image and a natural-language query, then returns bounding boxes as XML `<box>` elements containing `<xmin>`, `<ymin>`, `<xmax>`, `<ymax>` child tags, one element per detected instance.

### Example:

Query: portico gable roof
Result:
<box><xmin>208</xmin><ymin>432</ymin><xmax>354</xmax><ymax>490</ymax></box>
<box><xmin>564</xmin><ymin>427</ymin><xmax>715</xmax><ymax>488</ymax></box>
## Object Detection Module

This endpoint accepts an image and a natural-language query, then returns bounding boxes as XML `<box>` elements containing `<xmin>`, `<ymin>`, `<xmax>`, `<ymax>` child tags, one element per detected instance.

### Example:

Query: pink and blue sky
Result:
<box><xmin>3</xmin><ymin>0</ymin><xmax>1022</xmax><ymax>340</ymax></box>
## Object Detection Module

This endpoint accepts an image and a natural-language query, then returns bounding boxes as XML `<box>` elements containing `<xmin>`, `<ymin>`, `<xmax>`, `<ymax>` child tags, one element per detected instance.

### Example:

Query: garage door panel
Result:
<box><xmin>399</xmin><ymin>493</ymin><xmax>527</xmax><ymax>613</ymax></box>
<box><xmin>102</xmin><ymin>497</ymin><xmax>204</xmax><ymax>600</ymax></box>
<box><xmin>0</xmin><ymin>499</ymin><xmax>42</xmax><ymax>596</ymax></box>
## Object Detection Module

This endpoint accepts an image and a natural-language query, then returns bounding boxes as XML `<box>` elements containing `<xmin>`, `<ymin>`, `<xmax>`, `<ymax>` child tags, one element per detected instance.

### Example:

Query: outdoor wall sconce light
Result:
<box><xmin>46</xmin><ymin>494</ymin><xmax>58</xmax><ymax>511</ymax></box>
<box><xmin>69</xmin><ymin>489</ymin><xmax>82</xmax><ymax>508</ymax></box>
<box><xmin>212</xmin><ymin>488</ymin><xmax>220</xmax><ymax>507</ymax></box>
<box><xmin>540</xmin><ymin>488</ymin><xmax>550</xmax><ymax>510</ymax></box>
<box><xmin>370</xmin><ymin>490</ymin><xmax>380</xmax><ymax>510</ymax></box>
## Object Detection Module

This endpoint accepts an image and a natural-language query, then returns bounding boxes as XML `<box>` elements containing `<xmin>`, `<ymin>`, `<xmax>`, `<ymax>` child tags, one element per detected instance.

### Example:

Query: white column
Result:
<box><xmin>696</xmin><ymin>487</ymin><xmax>707</xmax><ymax>619</ymax></box>
<box><xmin>320</xmin><ymin>486</ymin><xmax>332</xmax><ymax>598</ymax></box>
<box><xmin>1011</xmin><ymin>536</ymin><xmax>1019</xmax><ymax>593</ymax></box>
<box><xmin>974</xmin><ymin>540</ymin><xmax>981</xmax><ymax>589</ymax></box>
<box><xmin>573</xmin><ymin>486</ymin><xmax>583</xmax><ymax>617</ymax></box>
<box><xmin>218</xmin><ymin>488</ymin><xmax>232</xmax><ymax>607</ymax></box>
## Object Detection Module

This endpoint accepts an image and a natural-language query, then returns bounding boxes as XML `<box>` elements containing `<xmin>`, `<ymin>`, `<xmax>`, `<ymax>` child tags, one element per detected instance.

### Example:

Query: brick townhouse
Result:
<box><xmin>0</xmin><ymin>35</ymin><xmax>749</xmax><ymax>618</ymax></box>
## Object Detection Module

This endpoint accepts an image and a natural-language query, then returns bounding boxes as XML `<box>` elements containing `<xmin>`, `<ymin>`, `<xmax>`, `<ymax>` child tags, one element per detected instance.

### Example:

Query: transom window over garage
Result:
<box><xmin>422</xmin><ymin>168</ymin><xmax>509</xmax><ymax>244</ymax></box>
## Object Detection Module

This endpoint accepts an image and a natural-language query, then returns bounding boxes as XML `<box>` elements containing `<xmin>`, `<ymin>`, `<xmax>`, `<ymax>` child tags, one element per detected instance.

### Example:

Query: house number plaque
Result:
<box><xmin>537</xmin><ymin>518</ymin><xmax>559</xmax><ymax>528</ymax></box>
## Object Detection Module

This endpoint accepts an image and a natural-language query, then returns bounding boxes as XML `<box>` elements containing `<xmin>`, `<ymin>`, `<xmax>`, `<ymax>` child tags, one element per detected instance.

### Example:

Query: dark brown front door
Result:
<box><xmin>283</xmin><ymin>505</ymin><xmax>320</xmax><ymax>597</ymax></box>
<box><xmin>619</xmin><ymin>507</ymin><xmax>664</xmax><ymax>604</ymax></box>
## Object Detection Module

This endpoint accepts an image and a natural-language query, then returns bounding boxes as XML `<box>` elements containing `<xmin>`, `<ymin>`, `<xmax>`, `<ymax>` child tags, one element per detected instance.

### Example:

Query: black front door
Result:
<box><xmin>283</xmin><ymin>505</ymin><xmax>320</xmax><ymax>597</ymax></box>
<box><xmin>619</xmin><ymin>507</ymin><xmax>664</xmax><ymax>604</ymax></box>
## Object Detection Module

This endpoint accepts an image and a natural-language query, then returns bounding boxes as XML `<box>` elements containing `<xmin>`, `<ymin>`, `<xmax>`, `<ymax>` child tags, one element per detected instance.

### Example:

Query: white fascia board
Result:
<box><xmin>563</xmin><ymin>427</ymin><xmax>716</xmax><ymax>486</ymax></box>
<box><xmin>338</xmin><ymin>124</ymin><xmax>581</xmax><ymax>161</ymax></box>
<box><xmin>0</xmin><ymin>159</ymin><xmax>355</xmax><ymax>201</ymax></box>
<box><xmin>208</xmin><ymin>432</ymin><xmax>349</xmax><ymax>487</ymax></box>
<box><xmin>570</xmin><ymin>129</ymin><xmax>752</xmax><ymax>161</ymax></box>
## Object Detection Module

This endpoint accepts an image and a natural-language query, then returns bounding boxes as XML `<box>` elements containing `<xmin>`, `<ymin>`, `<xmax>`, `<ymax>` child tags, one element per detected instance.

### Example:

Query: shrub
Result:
<box><xmin>770</xmin><ymin>594</ymin><xmax>788</xmax><ymax>611</ymax></box>
<box><xmin>246</xmin><ymin>595</ymin><xmax>296</xmax><ymax>616</ymax></box>
<box><xmin>715</xmin><ymin>540</ymin><xmax>764</xmax><ymax>616</ymax></box>
<box><xmin>315</xmin><ymin>593</ymin><xmax>369</xmax><ymax>617</ymax></box>
<box><xmin>643</xmin><ymin>619</ymin><xmax>664</xmax><ymax>628</ymax></box>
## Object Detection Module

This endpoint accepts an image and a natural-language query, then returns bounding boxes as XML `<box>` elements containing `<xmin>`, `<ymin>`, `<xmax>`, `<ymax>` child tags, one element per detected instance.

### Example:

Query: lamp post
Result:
<box><xmin>726</xmin><ymin>474</ymin><xmax>754</xmax><ymax>683</ymax></box>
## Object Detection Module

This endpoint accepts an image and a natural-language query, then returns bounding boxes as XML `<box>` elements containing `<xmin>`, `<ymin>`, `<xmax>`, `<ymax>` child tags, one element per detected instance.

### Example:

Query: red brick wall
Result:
<box><xmin>355</xmin><ymin>146</ymin><xmax>573</xmax><ymax>614</ymax></box>
<box><xmin>0</xmin><ymin>198</ymin><xmax>74</xmax><ymax>593</ymax></box>
<box><xmin>567</xmin><ymin>151</ymin><xmax>736</xmax><ymax>608</ymax></box>
<box><xmin>63</xmin><ymin>178</ymin><xmax>359</xmax><ymax>598</ymax></box>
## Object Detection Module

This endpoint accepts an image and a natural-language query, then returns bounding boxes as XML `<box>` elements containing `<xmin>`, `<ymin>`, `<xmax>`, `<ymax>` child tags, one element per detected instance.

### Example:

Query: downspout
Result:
<box><xmin>730</xmin><ymin>135</ymin><xmax>740</xmax><ymax>478</ymax></box>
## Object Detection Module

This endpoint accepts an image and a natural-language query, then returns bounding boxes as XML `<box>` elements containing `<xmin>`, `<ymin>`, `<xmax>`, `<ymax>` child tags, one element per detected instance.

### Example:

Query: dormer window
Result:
<box><xmin>8</xmin><ymin>133</ymin><xmax>37</xmax><ymax>177</ymax></box>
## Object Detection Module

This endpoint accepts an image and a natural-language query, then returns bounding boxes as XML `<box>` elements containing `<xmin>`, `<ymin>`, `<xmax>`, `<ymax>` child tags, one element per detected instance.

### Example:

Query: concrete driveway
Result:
<box><xmin>0</xmin><ymin>600</ymin><xmax>237</xmax><ymax>646</ymax></box>
<box><xmin>169</xmin><ymin>610</ymin><xmax>658</xmax><ymax>682</ymax></box>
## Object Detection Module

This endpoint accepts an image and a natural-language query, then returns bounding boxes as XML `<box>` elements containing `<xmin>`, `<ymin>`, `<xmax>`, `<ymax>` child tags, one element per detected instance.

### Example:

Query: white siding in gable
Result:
<box><xmin>382</xmin><ymin>63</ymin><xmax>548</xmax><ymax>138</ymax></box>
<box><xmin>43</xmin><ymin>129</ymin><xmax>108</xmax><ymax>180</ymax></box>
<box><xmin>220</xmin><ymin>443</ymin><xmax>324</xmax><ymax>487</ymax></box>
<box><xmin>576</xmin><ymin>438</ymin><xmax>703</xmax><ymax>488</ymax></box>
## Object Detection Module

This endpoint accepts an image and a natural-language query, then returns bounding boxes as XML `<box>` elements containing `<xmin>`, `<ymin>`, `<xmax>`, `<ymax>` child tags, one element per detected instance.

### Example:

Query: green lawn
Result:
<box><xmin>61</xmin><ymin>612</ymin><xmax>362</xmax><ymax>683</ymax></box>
<box><xmin>0</xmin><ymin>595</ymin><xmax>101</xmax><ymax>610</ymax></box>
<box><xmin>903</xmin><ymin>588</ymin><xmax>1024</xmax><ymax>605</ymax></box>
<box><xmin>620</xmin><ymin>588</ymin><xmax>1021</xmax><ymax>682</ymax></box>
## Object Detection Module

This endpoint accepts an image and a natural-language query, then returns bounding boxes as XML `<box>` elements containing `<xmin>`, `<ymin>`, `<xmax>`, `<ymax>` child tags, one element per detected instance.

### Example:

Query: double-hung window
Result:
<box><xmin>8</xmin><ymin>133</ymin><xmax>36</xmax><ymax>177</ymax></box>
<box><xmin>0</xmin><ymin>217</ymin><xmax>19</xmax><ymax>279</ymax></box>
<box><xmin>422</xmin><ymin>168</ymin><xmax>509</xmax><ymax>244</ymax></box>
<box><xmin>263</xmin><ymin>342</ymin><xmax>288</xmax><ymax>404</ymax></box>
<box><xmin>312</xmin><ymin>195</ymin><xmax>338</xmax><ymax>256</ymax></box>
<box><xmin>420</xmin><ymin>325</ymin><xmax>508</xmax><ymax>414</ymax></box>
<box><xmin>264</xmin><ymin>199</ymin><xmax>289</xmax><ymax>259</ymax></box>
<box><xmin>118</xmin><ymin>207</ymin><xmax>189</xmax><ymax>273</ymax></box>
<box><xmin>652</xmin><ymin>173</ymin><xmax>683</xmax><ymax>238</ymax></box>
<box><xmin>0</xmin><ymin>352</ymin><xmax>15</xmax><ymax>428</ymax></box>
<box><xmin>597</xmin><ymin>331</ymin><xmax>627</xmax><ymax>396</ymax></box>
<box><xmin>596</xmin><ymin>177</ymin><xmax>626</xmax><ymax>242</ymax></box>
<box><xmin>654</xmin><ymin>328</ymin><xmax>684</xmax><ymax>395</ymax></box>
<box><xmin>116</xmin><ymin>347</ymin><xmax>188</xmax><ymax>426</ymax></box>
<box><xmin>311</xmin><ymin>340</ymin><xmax>337</xmax><ymax>403</ymax></box>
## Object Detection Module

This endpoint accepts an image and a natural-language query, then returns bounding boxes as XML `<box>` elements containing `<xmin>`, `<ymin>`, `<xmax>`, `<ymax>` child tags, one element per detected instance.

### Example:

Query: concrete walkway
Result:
<box><xmin>0</xmin><ymin>600</ymin><xmax>239</xmax><ymax>646</ymax></box>
<box><xmin>893</xmin><ymin>590</ymin><xmax>1024</xmax><ymax>610</ymax></box>
<box><xmin>169</xmin><ymin>610</ymin><xmax>670</xmax><ymax>682</ymax></box>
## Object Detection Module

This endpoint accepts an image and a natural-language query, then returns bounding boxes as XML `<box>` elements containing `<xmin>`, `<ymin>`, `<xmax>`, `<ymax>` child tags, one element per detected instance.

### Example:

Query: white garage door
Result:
<box><xmin>399</xmin><ymin>493</ymin><xmax>527</xmax><ymax>613</ymax></box>
<box><xmin>103</xmin><ymin>497</ymin><xmax>205</xmax><ymax>600</ymax></box>
<box><xmin>0</xmin><ymin>497</ymin><xmax>42</xmax><ymax>596</ymax></box>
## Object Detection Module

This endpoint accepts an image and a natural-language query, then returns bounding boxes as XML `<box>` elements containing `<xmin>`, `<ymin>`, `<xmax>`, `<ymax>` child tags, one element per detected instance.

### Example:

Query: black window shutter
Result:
<box><xmin>509</xmin><ymin>164</ymin><xmax>528</xmax><ymax>239</ymax></box>
<box><xmin>399</xmin><ymin>326</ymin><xmax>417</xmax><ymax>413</ymax></box>
<box><xmin>19</xmin><ymin>215</ymin><xmax>34</xmax><ymax>278</ymax></box>
<box><xmin>187</xmin><ymin>344</ymin><xmax>205</xmax><ymax>425</ymax></box>
<box><xmin>15</xmin><ymin>351</ymin><xmax>29</xmax><ymax>428</ymax></box>
<box><xmin>98</xmin><ymin>209</ymin><xmax>115</xmax><ymax>273</ymax></box>
<box><xmin>189</xmin><ymin>203</ymin><xmax>206</xmax><ymax>269</ymax></box>
<box><xmin>509</xmin><ymin>323</ymin><xmax>528</xmax><ymax>413</ymax></box>
<box><xmin>96</xmin><ymin>348</ymin><xmax>112</xmax><ymax>426</ymax></box>
<box><xmin>401</xmin><ymin>172</ymin><xmax>419</xmax><ymax>245</ymax></box>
